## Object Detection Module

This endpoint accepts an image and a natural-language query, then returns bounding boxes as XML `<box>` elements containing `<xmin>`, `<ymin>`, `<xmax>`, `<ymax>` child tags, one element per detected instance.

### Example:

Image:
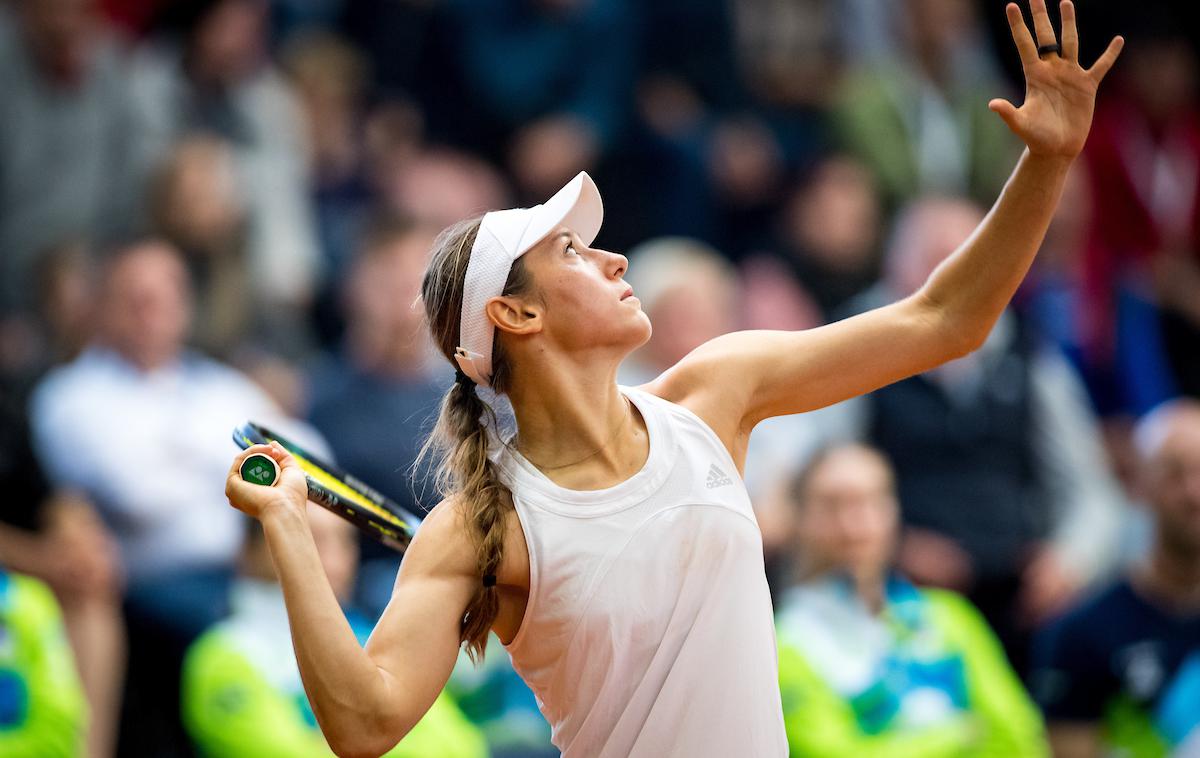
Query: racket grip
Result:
<box><xmin>240</xmin><ymin>453</ymin><xmax>281</xmax><ymax>487</ymax></box>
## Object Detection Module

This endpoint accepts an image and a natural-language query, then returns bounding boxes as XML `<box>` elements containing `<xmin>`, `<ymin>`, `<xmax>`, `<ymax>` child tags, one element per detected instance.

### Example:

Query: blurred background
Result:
<box><xmin>1</xmin><ymin>0</ymin><xmax>1198</xmax><ymax>756</ymax></box>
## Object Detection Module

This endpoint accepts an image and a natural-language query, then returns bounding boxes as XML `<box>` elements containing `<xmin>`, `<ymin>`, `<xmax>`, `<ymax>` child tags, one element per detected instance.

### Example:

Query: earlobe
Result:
<box><xmin>486</xmin><ymin>296</ymin><xmax>543</xmax><ymax>336</ymax></box>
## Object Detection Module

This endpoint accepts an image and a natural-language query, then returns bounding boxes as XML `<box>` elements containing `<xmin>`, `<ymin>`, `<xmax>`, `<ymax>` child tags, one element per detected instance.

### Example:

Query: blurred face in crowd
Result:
<box><xmin>154</xmin><ymin>137</ymin><xmax>244</xmax><ymax>251</ymax></box>
<box><xmin>641</xmin><ymin>264</ymin><xmax>736</xmax><ymax>370</ymax></box>
<box><xmin>190</xmin><ymin>0</ymin><xmax>267</xmax><ymax>85</ymax></box>
<box><xmin>17</xmin><ymin>0</ymin><xmax>98</xmax><ymax>83</ymax></box>
<box><xmin>308</xmin><ymin>505</ymin><xmax>359</xmax><ymax>603</ymax></box>
<box><xmin>902</xmin><ymin>0</ymin><xmax>975</xmax><ymax>64</ymax></box>
<box><xmin>1126</xmin><ymin>39</ymin><xmax>1198</xmax><ymax>121</ymax></box>
<box><xmin>506</xmin><ymin>228</ymin><xmax>650</xmax><ymax>364</ymax></box>
<box><xmin>886</xmin><ymin>199</ymin><xmax>986</xmax><ymax>297</ymax></box>
<box><xmin>1143</xmin><ymin>404</ymin><xmax>1200</xmax><ymax>557</ymax></box>
<box><xmin>795</xmin><ymin>446</ymin><xmax>899</xmax><ymax>584</ymax></box>
<box><xmin>99</xmin><ymin>242</ymin><xmax>193</xmax><ymax>371</ymax></box>
<box><xmin>785</xmin><ymin>157</ymin><xmax>880</xmax><ymax>275</ymax></box>
<box><xmin>346</xmin><ymin>226</ymin><xmax>439</xmax><ymax>349</ymax></box>
<box><xmin>384</xmin><ymin>151</ymin><xmax>511</xmax><ymax>231</ymax></box>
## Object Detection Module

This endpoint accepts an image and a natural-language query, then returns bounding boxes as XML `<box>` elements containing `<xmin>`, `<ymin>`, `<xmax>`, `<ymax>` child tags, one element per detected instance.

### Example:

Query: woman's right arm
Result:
<box><xmin>226</xmin><ymin>444</ymin><xmax>476</xmax><ymax>758</ymax></box>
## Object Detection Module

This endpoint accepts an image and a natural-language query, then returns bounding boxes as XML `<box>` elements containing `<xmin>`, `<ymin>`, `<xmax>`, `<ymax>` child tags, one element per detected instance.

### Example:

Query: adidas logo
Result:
<box><xmin>705</xmin><ymin>463</ymin><xmax>733</xmax><ymax>489</ymax></box>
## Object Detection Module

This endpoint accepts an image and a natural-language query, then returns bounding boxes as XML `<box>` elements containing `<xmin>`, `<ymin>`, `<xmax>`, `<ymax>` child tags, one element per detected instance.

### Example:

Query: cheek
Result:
<box><xmin>545</xmin><ymin>273</ymin><xmax>637</xmax><ymax>340</ymax></box>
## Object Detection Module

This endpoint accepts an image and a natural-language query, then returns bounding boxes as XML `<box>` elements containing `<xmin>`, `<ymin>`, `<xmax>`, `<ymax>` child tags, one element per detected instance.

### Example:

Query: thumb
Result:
<box><xmin>988</xmin><ymin>98</ymin><xmax>1022</xmax><ymax>134</ymax></box>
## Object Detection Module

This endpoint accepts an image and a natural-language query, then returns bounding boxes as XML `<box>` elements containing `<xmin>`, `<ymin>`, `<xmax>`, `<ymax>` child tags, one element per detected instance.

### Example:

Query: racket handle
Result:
<box><xmin>240</xmin><ymin>453</ymin><xmax>281</xmax><ymax>487</ymax></box>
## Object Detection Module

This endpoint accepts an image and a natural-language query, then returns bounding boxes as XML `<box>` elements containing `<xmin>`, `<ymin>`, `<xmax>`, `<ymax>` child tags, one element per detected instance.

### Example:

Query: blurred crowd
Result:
<box><xmin>0</xmin><ymin>0</ymin><xmax>1197</xmax><ymax>756</ymax></box>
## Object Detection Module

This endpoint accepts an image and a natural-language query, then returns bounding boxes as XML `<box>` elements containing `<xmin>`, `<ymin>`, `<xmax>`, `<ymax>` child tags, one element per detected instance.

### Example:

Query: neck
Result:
<box><xmin>104</xmin><ymin>341</ymin><xmax>179</xmax><ymax>373</ymax></box>
<box><xmin>855</xmin><ymin>573</ymin><xmax>887</xmax><ymax>615</ymax></box>
<box><xmin>796</xmin><ymin>561</ymin><xmax>888</xmax><ymax>614</ymax></box>
<box><xmin>507</xmin><ymin>355</ymin><xmax>642</xmax><ymax>479</ymax></box>
<box><xmin>1139</xmin><ymin>533</ymin><xmax>1200</xmax><ymax>610</ymax></box>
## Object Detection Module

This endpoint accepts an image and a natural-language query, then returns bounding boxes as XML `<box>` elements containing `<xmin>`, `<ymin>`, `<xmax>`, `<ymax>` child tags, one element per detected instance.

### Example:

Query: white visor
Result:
<box><xmin>455</xmin><ymin>171</ymin><xmax>603</xmax><ymax>387</ymax></box>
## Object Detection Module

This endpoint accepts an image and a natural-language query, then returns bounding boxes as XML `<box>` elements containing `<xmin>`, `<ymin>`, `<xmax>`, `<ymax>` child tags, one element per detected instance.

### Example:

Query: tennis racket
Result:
<box><xmin>232</xmin><ymin>421</ymin><xmax>421</xmax><ymax>552</ymax></box>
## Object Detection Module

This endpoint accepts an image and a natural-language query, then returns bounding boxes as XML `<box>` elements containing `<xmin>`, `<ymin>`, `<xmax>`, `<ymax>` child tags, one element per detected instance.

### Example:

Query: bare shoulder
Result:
<box><xmin>401</xmin><ymin>497</ymin><xmax>479</xmax><ymax>579</ymax></box>
<box><xmin>408</xmin><ymin>494</ymin><xmax>530</xmax><ymax>590</ymax></box>
<box><xmin>636</xmin><ymin>335</ymin><xmax>756</xmax><ymax>470</ymax></box>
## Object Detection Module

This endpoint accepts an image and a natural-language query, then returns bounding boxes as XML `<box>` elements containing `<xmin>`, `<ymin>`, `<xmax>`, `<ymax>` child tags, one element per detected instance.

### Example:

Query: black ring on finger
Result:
<box><xmin>1037</xmin><ymin>42</ymin><xmax>1063</xmax><ymax>58</ymax></box>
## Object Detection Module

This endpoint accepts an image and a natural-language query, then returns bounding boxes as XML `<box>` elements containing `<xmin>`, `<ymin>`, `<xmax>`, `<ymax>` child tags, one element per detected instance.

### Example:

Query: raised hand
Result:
<box><xmin>989</xmin><ymin>0</ymin><xmax>1123</xmax><ymax>160</ymax></box>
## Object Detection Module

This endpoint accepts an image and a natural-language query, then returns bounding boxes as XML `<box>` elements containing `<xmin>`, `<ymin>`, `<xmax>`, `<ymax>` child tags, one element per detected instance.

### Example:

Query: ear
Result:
<box><xmin>486</xmin><ymin>294</ymin><xmax>543</xmax><ymax>336</ymax></box>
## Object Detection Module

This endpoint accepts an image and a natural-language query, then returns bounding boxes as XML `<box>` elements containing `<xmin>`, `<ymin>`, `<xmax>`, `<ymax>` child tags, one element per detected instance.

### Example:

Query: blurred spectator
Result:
<box><xmin>182</xmin><ymin>505</ymin><xmax>488</xmax><ymax>758</ymax></box>
<box><xmin>428</xmin><ymin>0</ymin><xmax>637</xmax><ymax>199</ymax></box>
<box><xmin>0</xmin><ymin>0</ymin><xmax>139</xmax><ymax>315</ymax></box>
<box><xmin>1078</xmin><ymin>11</ymin><xmax>1200</xmax><ymax>414</ymax></box>
<box><xmin>1032</xmin><ymin>399</ymin><xmax>1200</xmax><ymax>757</ymax></box>
<box><xmin>807</xmin><ymin>198</ymin><xmax>1127</xmax><ymax>672</ymax></box>
<box><xmin>28</xmin><ymin>239</ymin><xmax>326</xmax><ymax>756</ymax></box>
<box><xmin>734</xmin><ymin>0</ymin><xmax>840</xmax><ymax>114</ymax></box>
<box><xmin>776</xmin><ymin>444</ymin><xmax>1048</xmax><ymax>757</ymax></box>
<box><xmin>1020</xmin><ymin>166</ymin><xmax>1153</xmax><ymax>499</ymax></box>
<box><xmin>447</xmin><ymin>639</ymin><xmax>557</xmax><ymax>758</ymax></box>
<box><xmin>0</xmin><ymin>374</ymin><xmax>123</xmax><ymax>758</ymax></box>
<box><xmin>831</xmin><ymin>0</ymin><xmax>1019</xmax><ymax>208</ymax></box>
<box><xmin>29</xmin><ymin>240</ymin><xmax>278</xmax><ymax>588</ymax></box>
<box><xmin>771</xmin><ymin>154</ymin><xmax>884</xmax><ymax>319</ymax></box>
<box><xmin>0</xmin><ymin>569</ymin><xmax>89</xmax><ymax>757</ymax></box>
<box><xmin>621</xmin><ymin>237</ymin><xmax>821</xmax><ymax>589</ymax></box>
<box><xmin>304</xmin><ymin>217</ymin><xmax>447</xmax><ymax>614</ymax></box>
<box><xmin>33</xmin><ymin>242</ymin><xmax>98</xmax><ymax>367</ymax></box>
<box><xmin>97</xmin><ymin>0</ymin><xmax>167</xmax><ymax>38</ymax></box>
<box><xmin>730</xmin><ymin>0</ymin><xmax>839</xmax><ymax>185</ymax></box>
<box><xmin>279</xmin><ymin>30</ymin><xmax>373</xmax><ymax>291</ymax></box>
<box><xmin>379</xmin><ymin>148</ymin><xmax>512</xmax><ymax>232</ymax></box>
<box><xmin>0</xmin><ymin>241</ymin><xmax>98</xmax><ymax>382</ymax></box>
<box><xmin>128</xmin><ymin>0</ymin><xmax>321</xmax><ymax>340</ymax></box>
<box><xmin>148</xmin><ymin>135</ymin><xmax>252</xmax><ymax>359</ymax></box>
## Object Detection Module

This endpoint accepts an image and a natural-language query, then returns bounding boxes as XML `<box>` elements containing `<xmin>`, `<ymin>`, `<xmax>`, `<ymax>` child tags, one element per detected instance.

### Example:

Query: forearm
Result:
<box><xmin>921</xmin><ymin>150</ymin><xmax>1072</xmax><ymax>346</ymax></box>
<box><xmin>260</xmin><ymin>506</ymin><xmax>399</xmax><ymax>755</ymax></box>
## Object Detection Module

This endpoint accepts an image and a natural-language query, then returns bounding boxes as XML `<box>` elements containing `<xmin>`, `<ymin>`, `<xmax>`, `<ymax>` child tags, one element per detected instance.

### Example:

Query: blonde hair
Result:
<box><xmin>416</xmin><ymin>216</ymin><xmax>534</xmax><ymax>662</ymax></box>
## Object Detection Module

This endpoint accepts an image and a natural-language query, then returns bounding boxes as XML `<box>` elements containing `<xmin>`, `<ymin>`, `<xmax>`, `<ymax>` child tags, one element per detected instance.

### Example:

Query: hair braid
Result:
<box><xmin>417</xmin><ymin>215</ymin><xmax>535</xmax><ymax>662</ymax></box>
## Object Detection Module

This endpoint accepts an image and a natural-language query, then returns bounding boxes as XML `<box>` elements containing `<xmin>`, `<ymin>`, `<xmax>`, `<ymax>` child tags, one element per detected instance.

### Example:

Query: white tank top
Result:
<box><xmin>495</xmin><ymin>386</ymin><xmax>787</xmax><ymax>758</ymax></box>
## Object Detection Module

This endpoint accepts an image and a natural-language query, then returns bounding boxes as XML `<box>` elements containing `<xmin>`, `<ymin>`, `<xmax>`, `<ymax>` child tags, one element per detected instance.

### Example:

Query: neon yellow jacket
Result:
<box><xmin>777</xmin><ymin>578</ymin><xmax>1047</xmax><ymax>758</ymax></box>
<box><xmin>0</xmin><ymin>571</ymin><xmax>88</xmax><ymax>758</ymax></box>
<box><xmin>182</xmin><ymin>580</ymin><xmax>487</xmax><ymax>758</ymax></box>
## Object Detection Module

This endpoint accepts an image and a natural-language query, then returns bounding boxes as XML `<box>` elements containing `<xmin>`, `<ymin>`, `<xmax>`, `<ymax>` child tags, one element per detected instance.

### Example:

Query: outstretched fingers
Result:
<box><xmin>1006</xmin><ymin>3</ymin><xmax>1038</xmax><ymax>66</ymax></box>
<box><xmin>1060</xmin><ymin>0</ymin><xmax>1078</xmax><ymax>61</ymax></box>
<box><xmin>1029</xmin><ymin>0</ymin><xmax>1058</xmax><ymax>50</ymax></box>
<box><xmin>1088</xmin><ymin>36</ymin><xmax>1125</xmax><ymax>83</ymax></box>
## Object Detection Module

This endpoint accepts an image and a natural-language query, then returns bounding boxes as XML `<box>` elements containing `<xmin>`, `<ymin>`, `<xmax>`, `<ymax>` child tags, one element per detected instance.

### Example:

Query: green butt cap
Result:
<box><xmin>240</xmin><ymin>454</ymin><xmax>279</xmax><ymax>487</ymax></box>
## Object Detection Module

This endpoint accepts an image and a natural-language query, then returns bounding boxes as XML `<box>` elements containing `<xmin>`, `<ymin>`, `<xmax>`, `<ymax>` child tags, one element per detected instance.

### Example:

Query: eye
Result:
<box><xmin>565</xmin><ymin>243</ymin><xmax>579</xmax><ymax>256</ymax></box>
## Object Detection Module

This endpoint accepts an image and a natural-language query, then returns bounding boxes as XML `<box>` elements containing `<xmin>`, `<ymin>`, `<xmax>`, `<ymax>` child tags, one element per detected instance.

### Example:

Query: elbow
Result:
<box><xmin>913</xmin><ymin>292</ymin><xmax>988</xmax><ymax>361</ymax></box>
<box><xmin>328</xmin><ymin>733</ymin><xmax>403</xmax><ymax>758</ymax></box>
<box><xmin>324</xmin><ymin>713</ymin><xmax>409</xmax><ymax>758</ymax></box>
<box><xmin>946</xmin><ymin>320</ymin><xmax>989</xmax><ymax>359</ymax></box>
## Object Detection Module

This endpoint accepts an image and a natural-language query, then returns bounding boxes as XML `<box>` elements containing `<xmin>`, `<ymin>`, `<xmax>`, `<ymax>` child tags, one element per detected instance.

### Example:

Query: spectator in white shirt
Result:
<box><xmin>29</xmin><ymin>239</ymin><xmax>315</xmax><ymax>626</ymax></box>
<box><xmin>29</xmin><ymin>237</ymin><xmax>327</xmax><ymax>756</ymax></box>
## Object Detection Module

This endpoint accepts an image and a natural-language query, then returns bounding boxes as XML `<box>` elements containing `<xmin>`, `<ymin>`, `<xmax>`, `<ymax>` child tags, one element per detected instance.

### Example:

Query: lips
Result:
<box><xmin>620</xmin><ymin>287</ymin><xmax>634</xmax><ymax>301</ymax></box>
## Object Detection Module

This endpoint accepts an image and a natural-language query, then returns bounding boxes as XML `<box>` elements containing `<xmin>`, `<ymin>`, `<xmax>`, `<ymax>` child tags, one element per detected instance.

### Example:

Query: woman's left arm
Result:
<box><xmin>654</xmin><ymin>1</ymin><xmax>1123</xmax><ymax>438</ymax></box>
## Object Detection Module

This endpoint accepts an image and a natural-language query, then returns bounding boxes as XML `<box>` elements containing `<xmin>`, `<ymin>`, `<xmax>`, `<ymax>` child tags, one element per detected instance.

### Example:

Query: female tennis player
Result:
<box><xmin>226</xmin><ymin>3</ymin><xmax>1121</xmax><ymax>756</ymax></box>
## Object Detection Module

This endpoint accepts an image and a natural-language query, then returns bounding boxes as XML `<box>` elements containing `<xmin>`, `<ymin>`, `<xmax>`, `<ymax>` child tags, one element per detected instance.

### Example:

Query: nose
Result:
<box><xmin>604</xmin><ymin>249</ymin><xmax>628</xmax><ymax>280</ymax></box>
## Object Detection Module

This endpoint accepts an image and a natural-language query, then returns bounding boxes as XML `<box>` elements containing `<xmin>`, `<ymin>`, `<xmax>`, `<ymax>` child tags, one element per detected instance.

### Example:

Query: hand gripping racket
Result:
<box><xmin>233</xmin><ymin>421</ymin><xmax>421</xmax><ymax>552</ymax></box>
